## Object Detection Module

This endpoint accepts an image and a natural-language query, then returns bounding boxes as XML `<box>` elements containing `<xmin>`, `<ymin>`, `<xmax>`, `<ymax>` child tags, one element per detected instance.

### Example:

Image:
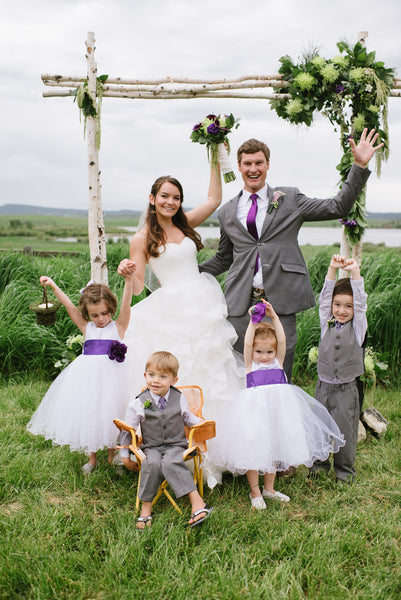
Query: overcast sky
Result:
<box><xmin>1</xmin><ymin>0</ymin><xmax>400</xmax><ymax>214</ymax></box>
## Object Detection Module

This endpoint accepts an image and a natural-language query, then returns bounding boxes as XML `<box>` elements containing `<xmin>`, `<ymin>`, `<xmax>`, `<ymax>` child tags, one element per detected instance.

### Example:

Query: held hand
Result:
<box><xmin>350</xmin><ymin>128</ymin><xmax>384</xmax><ymax>168</ymax></box>
<box><xmin>39</xmin><ymin>276</ymin><xmax>55</xmax><ymax>287</ymax></box>
<box><xmin>261</xmin><ymin>299</ymin><xmax>277</xmax><ymax>319</ymax></box>
<box><xmin>118</xmin><ymin>259</ymin><xmax>136</xmax><ymax>278</ymax></box>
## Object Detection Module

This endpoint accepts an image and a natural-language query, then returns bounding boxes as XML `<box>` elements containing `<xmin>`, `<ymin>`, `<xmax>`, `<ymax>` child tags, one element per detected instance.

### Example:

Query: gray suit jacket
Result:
<box><xmin>200</xmin><ymin>164</ymin><xmax>370</xmax><ymax>316</ymax></box>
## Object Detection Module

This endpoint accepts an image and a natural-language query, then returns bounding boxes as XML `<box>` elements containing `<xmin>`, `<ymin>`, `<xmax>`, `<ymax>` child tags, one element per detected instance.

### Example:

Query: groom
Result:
<box><xmin>200</xmin><ymin>129</ymin><xmax>382</xmax><ymax>381</ymax></box>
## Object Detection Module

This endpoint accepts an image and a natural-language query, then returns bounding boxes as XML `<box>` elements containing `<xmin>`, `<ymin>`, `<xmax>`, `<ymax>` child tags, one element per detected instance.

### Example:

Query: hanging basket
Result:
<box><xmin>29</xmin><ymin>286</ymin><xmax>61</xmax><ymax>326</ymax></box>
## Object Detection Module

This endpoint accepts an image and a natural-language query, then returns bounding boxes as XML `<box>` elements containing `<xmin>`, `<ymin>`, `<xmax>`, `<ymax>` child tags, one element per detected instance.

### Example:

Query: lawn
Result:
<box><xmin>0</xmin><ymin>380</ymin><xmax>400</xmax><ymax>600</ymax></box>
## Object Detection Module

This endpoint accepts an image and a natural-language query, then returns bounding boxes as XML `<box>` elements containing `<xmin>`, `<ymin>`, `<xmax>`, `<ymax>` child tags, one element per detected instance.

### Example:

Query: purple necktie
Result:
<box><xmin>247</xmin><ymin>193</ymin><xmax>259</xmax><ymax>273</ymax></box>
<box><xmin>158</xmin><ymin>396</ymin><xmax>167</xmax><ymax>410</ymax></box>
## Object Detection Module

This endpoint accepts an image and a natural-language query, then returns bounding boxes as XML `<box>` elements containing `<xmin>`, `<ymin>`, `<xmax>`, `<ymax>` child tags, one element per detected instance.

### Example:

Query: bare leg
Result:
<box><xmin>107</xmin><ymin>448</ymin><xmax>115</xmax><ymax>464</ymax></box>
<box><xmin>247</xmin><ymin>470</ymin><xmax>262</xmax><ymax>497</ymax></box>
<box><xmin>263</xmin><ymin>472</ymin><xmax>276</xmax><ymax>494</ymax></box>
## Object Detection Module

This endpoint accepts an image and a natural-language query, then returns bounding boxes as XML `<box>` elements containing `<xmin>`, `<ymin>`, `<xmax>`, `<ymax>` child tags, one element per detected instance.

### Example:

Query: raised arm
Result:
<box><xmin>117</xmin><ymin>230</ymin><xmax>148</xmax><ymax>297</ymax></box>
<box><xmin>264</xmin><ymin>301</ymin><xmax>286</xmax><ymax>367</ymax></box>
<box><xmin>185</xmin><ymin>164</ymin><xmax>222</xmax><ymax>228</ymax></box>
<box><xmin>115</xmin><ymin>273</ymin><xmax>134</xmax><ymax>338</ymax></box>
<box><xmin>39</xmin><ymin>276</ymin><xmax>87</xmax><ymax>333</ymax></box>
<box><xmin>243</xmin><ymin>316</ymin><xmax>257</xmax><ymax>372</ymax></box>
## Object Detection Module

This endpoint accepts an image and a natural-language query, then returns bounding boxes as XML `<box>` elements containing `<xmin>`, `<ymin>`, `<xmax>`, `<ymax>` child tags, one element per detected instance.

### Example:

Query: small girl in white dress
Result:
<box><xmin>211</xmin><ymin>299</ymin><xmax>345</xmax><ymax>509</ymax></box>
<box><xmin>27</xmin><ymin>274</ymin><xmax>133</xmax><ymax>474</ymax></box>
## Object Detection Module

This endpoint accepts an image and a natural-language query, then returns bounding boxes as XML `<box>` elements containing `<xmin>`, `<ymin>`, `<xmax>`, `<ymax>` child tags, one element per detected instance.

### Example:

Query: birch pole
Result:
<box><xmin>339</xmin><ymin>31</ymin><xmax>369</xmax><ymax>273</ymax></box>
<box><xmin>86</xmin><ymin>32</ymin><xmax>108</xmax><ymax>284</ymax></box>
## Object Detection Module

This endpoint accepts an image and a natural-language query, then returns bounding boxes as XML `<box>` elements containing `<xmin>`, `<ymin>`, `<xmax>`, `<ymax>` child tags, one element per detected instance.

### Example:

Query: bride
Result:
<box><xmin>117</xmin><ymin>164</ymin><xmax>243</xmax><ymax>436</ymax></box>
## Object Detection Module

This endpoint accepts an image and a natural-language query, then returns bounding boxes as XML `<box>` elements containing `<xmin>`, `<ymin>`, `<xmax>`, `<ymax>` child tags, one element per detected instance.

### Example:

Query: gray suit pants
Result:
<box><xmin>139</xmin><ymin>445</ymin><xmax>197</xmax><ymax>502</ymax></box>
<box><xmin>312</xmin><ymin>379</ymin><xmax>360</xmax><ymax>482</ymax></box>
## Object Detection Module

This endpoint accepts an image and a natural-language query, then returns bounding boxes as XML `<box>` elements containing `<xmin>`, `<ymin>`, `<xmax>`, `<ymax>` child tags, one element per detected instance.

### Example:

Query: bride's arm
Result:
<box><xmin>117</xmin><ymin>230</ymin><xmax>147</xmax><ymax>296</ymax></box>
<box><xmin>185</xmin><ymin>164</ymin><xmax>222</xmax><ymax>228</ymax></box>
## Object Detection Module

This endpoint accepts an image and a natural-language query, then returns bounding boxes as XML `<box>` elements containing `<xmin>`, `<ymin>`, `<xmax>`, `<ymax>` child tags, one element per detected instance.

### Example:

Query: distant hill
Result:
<box><xmin>0</xmin><ymin>204</ymin><xmax>400</xmax><ymax>221</ymax></box>
<box><xmin>0</xmin><ymin>204</ymin><xmax>142</xmax><ymax>218</ymax></box>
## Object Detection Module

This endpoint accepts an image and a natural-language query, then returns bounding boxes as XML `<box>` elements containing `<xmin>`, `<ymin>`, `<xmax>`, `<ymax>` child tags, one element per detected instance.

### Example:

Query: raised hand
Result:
<box><xmin>350</xmin><ymin>128</ymin><xmax>384</xmax><ymax>168</ymax></box>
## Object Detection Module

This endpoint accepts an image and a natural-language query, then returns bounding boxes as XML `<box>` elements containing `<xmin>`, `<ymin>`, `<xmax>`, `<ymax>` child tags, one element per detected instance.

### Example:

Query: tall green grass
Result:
<box><xmin>1</xmin><ymin>246</ymin><xmax>400</xmax><ymax>383</ymax></box>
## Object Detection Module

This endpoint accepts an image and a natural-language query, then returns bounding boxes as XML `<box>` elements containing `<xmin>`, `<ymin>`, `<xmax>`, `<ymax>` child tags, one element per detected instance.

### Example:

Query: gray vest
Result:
<box><xmin>317</xmin><ymin>321</ymin><xmax>364</xmax><ymax>382</ymax></box>
<box><xmin>138</xmin><ymin>387</ymin><xmax>187</xmax><ymax>449</ymax></box>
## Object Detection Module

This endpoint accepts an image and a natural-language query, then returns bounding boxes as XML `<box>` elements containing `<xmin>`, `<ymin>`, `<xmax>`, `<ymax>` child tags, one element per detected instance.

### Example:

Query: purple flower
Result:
<box><xmin>108</xmin><ymin>341</ymin><xmax>128</xmax><ymax>363</ymax></box>
<box><xmin>339</xmin><ymin>218</ymin><xmax>357</xmax><ymax>228</ymax></box>
<box><xmin>251</xmin><ymin>302</ymin><xmax>266</xmax><ymax>324</ymax></box>
<box><xmin>192</xmin><ymin>123</ymin><xmax>202</xmax><ymax>131</ymax></box>
<box><xmin>336</xmin><ymin>84</ymin><xmax>345</xmax><ymax>93</ymax></box>
<box><xmin>207</xmin><ymin>122</ymin><xmax>221</xmax><ymax>135</ymax></box>
<box><xmin>206</xmin><ymin>114</ymin><xmax>217</xmax><ymax>120</ymax></box>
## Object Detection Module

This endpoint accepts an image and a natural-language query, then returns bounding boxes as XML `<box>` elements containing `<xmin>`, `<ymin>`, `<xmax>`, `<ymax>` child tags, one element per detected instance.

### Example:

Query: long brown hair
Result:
<box><xmin>145</xmin><ymin>176</ymin><xmax>203</xmax><ymax>257</ymax></box>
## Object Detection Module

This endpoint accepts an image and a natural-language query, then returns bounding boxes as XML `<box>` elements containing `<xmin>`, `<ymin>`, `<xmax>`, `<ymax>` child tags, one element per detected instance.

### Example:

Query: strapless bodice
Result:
<box><xmin>148</xmin><ymin>237</ymin><xmax>202</xmax><ymax>287</ymax></box>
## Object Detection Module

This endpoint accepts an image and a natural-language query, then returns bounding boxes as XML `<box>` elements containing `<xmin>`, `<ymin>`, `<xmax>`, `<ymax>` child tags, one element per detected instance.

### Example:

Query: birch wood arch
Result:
<box><xmin>42</xmin><ymin>32</ymin><xmax>401</xmax><ymax>284</ymax></box>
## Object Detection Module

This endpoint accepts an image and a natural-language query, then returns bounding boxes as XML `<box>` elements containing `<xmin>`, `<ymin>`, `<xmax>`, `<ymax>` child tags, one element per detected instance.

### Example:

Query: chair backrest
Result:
<box><xmin>177</xmin><ymin>385</ymin><xmax>204</xmax><ymax>418</ymax></box>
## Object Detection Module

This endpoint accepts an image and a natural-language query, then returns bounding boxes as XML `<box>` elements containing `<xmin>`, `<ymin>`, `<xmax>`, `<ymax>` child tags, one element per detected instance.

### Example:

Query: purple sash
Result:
<box><xmin>246</xmin><ymin>368</ymin><xmax>287</xmax><ymax>388</ymax></box>
<box><xmin>83</xmin><ymin>339</ymin><xmax>114</xmax><ymax>355</ymax></box>
<box><xmin>83</xmin><ymin>339</ymin><xmax>127</xmax><ymax>362</ymax></box>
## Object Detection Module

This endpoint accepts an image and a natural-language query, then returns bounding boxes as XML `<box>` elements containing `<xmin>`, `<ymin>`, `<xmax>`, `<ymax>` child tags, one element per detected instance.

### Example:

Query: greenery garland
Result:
<box><xmin>73</xmin><ymin>74</ymin><xmax>108</xmax><ymax>150</ymax></box>
<box><xmin>270</xmin><ymin>41</ymin><xmax>395</xmax><ymax>245</ymax></box>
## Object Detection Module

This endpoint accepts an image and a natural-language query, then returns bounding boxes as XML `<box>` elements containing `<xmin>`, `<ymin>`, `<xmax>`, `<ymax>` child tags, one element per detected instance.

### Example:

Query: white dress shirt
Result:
<box><xmin>236</xmin><ymin>185</ymin><xmax>268</xmax><ymax>288</ymax></box>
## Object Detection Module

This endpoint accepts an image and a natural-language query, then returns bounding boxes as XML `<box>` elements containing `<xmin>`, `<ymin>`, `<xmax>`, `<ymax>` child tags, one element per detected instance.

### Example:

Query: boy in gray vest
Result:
<box><xmin>310</xmin><ymin>254</ymin><xmax>367</xmax><ymax>483</ymax></box>
<box><xmin>120</xmin><ymin>351</ymin><xmax>213</xmax><ymax>529</ymax></box>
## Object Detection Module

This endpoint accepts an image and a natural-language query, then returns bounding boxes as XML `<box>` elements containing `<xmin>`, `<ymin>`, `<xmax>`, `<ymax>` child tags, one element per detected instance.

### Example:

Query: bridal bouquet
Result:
<box><xmin>190</xmin><ymin>113</ymin><xmax>240</xmax><ymax>183</ymax></box>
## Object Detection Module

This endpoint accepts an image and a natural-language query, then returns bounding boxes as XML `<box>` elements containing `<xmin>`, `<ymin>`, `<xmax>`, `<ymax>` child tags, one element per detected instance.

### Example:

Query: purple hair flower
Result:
<box><xmin>107</xmin><ymin>341</ymin><xmax>128</xmax><ymax>363</ymax></box>
<box><xmin>251</xmin><ymin>302</ymin><xmax>266</xmax><ymax>324</ymax></box>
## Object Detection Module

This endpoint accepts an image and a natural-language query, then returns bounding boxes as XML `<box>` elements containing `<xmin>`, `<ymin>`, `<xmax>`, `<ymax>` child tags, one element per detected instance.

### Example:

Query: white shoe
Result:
<box><xmin>249</xmin><ymin>493</ymin><xmax>266</xmax><ymax>510</ymax></box>
<box><xmin>262</xmin><ymin>489</ymin><xmax>290</xmax><ymax>503</ymax></box>
<box><xmin>82</xmin><ymin>462</ymin><xmax>95</xmax><ymax>475</ymax></box>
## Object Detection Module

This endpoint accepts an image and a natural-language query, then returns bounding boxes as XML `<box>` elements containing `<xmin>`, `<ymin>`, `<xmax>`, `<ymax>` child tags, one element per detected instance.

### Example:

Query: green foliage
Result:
<box><xmin>1</xmin><ymin>381</ymin><xmax>401</xmax><ymax>599</ymax></box>
<box><xmin>73</xmin><ymin>75</ymin><xmax>108</xmax><ymax>149</ymax></box>
<box><xmin>271</xmin><ymin>40</ymin><xmax>395</xmax><ymax>245</ymax></box>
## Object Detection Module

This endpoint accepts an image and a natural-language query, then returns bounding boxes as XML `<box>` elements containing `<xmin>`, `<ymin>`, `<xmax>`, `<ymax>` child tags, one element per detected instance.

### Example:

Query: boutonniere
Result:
<box><xmin>268</xmin><ymin>190</ymin><xmax>285</xmax><ymax>214</ymax></box>
<box><xmin>143</xmin><ymin>399</ymin><xmax>155</xmax><ymax>411</ymax></box>
<box><xmin>327</xmin><ymin>318</ymin><xmax>336</xmax><ymax>328</ymax></box>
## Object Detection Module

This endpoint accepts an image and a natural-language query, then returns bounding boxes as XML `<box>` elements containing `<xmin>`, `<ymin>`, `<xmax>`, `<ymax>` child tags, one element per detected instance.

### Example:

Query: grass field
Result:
<box><xmin>0</xmin><ymin>380</ymin><xmax>400</xmax><ymax>600</ymax></box>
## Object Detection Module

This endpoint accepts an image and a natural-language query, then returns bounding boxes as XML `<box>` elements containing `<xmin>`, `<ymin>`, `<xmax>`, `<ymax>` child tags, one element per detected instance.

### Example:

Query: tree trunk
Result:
<box><xmin>86</xmin><ymin>32</ymin><xmax>108</xmax><ymax>285</ymax></box>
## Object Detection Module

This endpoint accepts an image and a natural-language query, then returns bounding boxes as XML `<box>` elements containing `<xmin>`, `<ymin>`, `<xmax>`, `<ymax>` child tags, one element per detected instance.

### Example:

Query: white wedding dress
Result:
<box><xmin>124</xmin><ymin>237</ymin><xmax>244</xmax><ymax>485</ymax></box>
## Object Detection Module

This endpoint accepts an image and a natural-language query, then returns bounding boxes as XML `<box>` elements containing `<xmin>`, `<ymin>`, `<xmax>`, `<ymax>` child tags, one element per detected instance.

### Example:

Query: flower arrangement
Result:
<box><xmin>143</xmin><ymin>399</ymin><xmax>155</xmax><ymax>411</ymax></box>
<box><xmin>270</xmin><ymin>40</ymin><xmax>395</xmax><ymax>245</ymax></box>
<box><xmin>55</xmin><ymin>334</ymin><xmax>85</xmax><ymax>370</ymax></box>
<box><xmin>190</xmin><ymin>113</ymin><xmax>240</xmax><ymax>183</ymax></box>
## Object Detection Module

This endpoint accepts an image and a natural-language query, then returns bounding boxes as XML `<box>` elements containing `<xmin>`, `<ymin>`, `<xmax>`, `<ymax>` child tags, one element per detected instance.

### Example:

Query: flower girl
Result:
<box><xmin>27</xmin><ymin>274</ymin><xmax>133</xmax><ymax>474</ymax></box>
<box><xmin>211</xmin><ymin>300</ymin><xmax>345</xmax><ymax>508</ymax></box>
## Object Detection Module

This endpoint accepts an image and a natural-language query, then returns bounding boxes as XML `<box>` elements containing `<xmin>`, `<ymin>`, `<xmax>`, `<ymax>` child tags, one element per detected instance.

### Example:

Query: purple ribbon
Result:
<box><xmin>251</xmin><ymin>302</ymin><xmax>266</xmax><ymax>324</ymax></box>
<box><xmin>246</xmin><ymin>369</ymin><xmax>287</xmax><ymax>388</ymax></box>
<box><xmin>83</xmin><ymin>339</ymin><xmax>127</xmax><ymax>362</ymax></box>
<box><xmin>247</xmin><ymin>193</ymin><xmax>259</xmax><ymax>273</ymax></box>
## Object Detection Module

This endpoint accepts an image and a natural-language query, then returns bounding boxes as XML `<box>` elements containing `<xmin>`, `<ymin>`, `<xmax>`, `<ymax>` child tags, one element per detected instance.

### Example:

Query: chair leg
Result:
<box><xmin>136</xmin><ymin>471</ymin><xmax>142</xmax><ymax>512</ymax></box>
<box><xmin>151</xmin><ymin>480</ymin><xmax>182</xmax><ymax>514</ymax></box>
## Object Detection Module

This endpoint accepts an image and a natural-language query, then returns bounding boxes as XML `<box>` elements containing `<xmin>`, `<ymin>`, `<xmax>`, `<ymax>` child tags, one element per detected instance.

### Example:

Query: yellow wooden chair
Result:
<box><xmin>114</xmin><ymin>385</ymin><xmax>216</xmax><ymax>514</ymax></box>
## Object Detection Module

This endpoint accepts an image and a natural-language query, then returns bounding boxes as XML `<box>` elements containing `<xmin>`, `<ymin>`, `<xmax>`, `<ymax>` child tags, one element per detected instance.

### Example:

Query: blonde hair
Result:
<box><xmin>254</xmin><ymin>322</ymin><xmax>277</xmax><ymax>351</ymax></box>
<box><xmin>78</xmin><ymin>284</ymin><xmax>117</xmax><ymax>321</ymax></box>
<box><xmin>145</xmin><ymin>351</ymin><xmax>179</xmax><ymax>377</ymax></box>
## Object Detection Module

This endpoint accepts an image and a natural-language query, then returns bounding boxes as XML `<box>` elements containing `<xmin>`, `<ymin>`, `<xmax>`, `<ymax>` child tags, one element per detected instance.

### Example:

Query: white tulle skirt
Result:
<box><xmin>27</xmin><ymin>354</ymin><xmax>130</xmax><ymax>454</ymax></box>
<box><xmin>208</xmin><ymin>383</ymin><xmax>345</xmax><ymax>475</ymax></box>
